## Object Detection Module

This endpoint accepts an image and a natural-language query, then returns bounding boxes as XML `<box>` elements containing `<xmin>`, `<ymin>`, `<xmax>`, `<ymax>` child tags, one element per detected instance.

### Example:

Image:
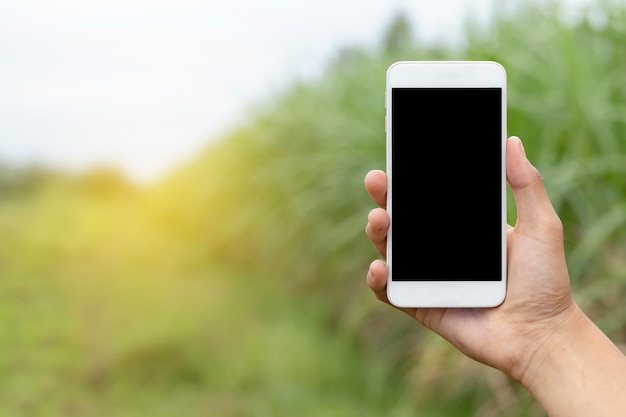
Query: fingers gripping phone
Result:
<box><xmin>385</xmin><ymin>61</ymin><xmax>507</xmax><ymax>308</ymax></box>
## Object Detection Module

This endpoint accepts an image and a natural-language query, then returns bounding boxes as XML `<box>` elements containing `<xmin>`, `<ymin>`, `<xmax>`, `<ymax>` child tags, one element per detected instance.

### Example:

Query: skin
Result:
<box><xmin>364</xmin><ymin>136</ymin><xmax>626</xmax><ymax>416</ymax></box>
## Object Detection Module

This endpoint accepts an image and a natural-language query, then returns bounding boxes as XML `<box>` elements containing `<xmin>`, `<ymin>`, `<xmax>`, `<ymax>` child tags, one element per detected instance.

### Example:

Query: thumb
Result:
<box><xmin>507</xmin><ymin>136</ymin><xmax>562</xmax><ymax>238</ymax></box>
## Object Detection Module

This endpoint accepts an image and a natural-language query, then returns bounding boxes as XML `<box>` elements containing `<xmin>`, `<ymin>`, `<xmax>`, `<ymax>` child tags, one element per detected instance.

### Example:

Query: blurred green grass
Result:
<box><xmin>0</xmin><ymin>176</ymin><xmax>415</xmax><ymax>416</ymax></box>
<box><xmin>2</xmin><ymin>0</ymin><xmax>626</xmax><ymax>415</ymax></box>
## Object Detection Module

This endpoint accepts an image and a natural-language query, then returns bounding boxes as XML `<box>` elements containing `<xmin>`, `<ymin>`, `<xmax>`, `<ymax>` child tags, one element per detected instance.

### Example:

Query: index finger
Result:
<box><xmin>364</xmin><ymin>169</ymin><xmax>387</xmax><ymax>209</ymax></box>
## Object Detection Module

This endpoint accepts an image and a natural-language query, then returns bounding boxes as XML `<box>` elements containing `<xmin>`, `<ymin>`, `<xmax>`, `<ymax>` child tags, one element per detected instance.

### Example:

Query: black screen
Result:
<box><xmin>391</xmin><ymin>88</ymin><xmax>503</xmax><ymax>281</ymax></box>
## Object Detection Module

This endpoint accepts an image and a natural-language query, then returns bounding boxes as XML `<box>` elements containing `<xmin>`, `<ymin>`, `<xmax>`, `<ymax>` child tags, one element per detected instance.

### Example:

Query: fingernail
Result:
<box><xmin>509</xmin><ymin>136</ymin><xmax>526</xmax><ymax>156</ymax></box>
<box><xmin>519</xmin><ymin>138</ymin><xmax>526</xmax><ymax>156</ymax></box>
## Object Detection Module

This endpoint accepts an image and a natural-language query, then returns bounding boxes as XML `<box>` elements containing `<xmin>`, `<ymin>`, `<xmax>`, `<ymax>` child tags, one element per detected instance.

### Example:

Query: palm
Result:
<box><xmin>381</xmin><ymin>219</ymin><xmax>573</xmax><ymax>375</ymax></box>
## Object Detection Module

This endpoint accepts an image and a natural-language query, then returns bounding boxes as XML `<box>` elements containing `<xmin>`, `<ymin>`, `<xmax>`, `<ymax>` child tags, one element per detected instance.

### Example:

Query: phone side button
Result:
<box><xmin>384</xmin><ymin>116</ymin><xmax>387</xmax><ymax>132</ymax></box>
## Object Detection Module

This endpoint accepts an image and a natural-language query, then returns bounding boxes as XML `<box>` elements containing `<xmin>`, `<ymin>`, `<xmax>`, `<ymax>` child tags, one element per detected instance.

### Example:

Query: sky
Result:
<box><xmin>0</xmin><ymin>0</ymin><xmax>590</xmax><ymax>184</ymax></box>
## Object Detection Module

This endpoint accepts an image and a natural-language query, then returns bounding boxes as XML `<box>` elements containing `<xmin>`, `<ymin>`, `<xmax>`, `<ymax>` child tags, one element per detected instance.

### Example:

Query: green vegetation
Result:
<box><xmin>2</xmin><ymin>0</ymin><xmax>626</xmax><ymax>415</ymax></box>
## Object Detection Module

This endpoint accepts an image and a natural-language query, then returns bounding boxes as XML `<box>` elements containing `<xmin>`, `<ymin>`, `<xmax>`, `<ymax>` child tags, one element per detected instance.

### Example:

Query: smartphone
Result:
<box><xmin>385</xmin><ymin>61</ymin><xmax>507</xmax><ymax>308</ymax></box>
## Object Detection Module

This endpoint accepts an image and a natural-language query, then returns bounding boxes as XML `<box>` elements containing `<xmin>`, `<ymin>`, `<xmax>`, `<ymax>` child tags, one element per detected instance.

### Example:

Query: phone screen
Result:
<box><xmin>391</xmin><ymin>87</ymin><xmax>503</xmax><ymax>281</ymax></box>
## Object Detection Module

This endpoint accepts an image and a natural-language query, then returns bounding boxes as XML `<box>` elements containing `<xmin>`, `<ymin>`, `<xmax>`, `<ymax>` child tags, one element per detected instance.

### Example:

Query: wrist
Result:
<box><xmin>515</xmin><ymin>305</ymin><xmax>626</xmax><ymax>416</ymax></box>
<box><xmin>514</xmin><ymin>302</ymin><xmax>587</xmax><ymax>389</ymax></box>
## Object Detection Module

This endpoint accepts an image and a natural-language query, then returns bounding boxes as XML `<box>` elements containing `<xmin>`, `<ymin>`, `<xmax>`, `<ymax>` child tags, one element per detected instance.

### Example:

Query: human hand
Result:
<box><xmin>364</xmin><ymin>136</ymin><xmax>579</xmax><ymax>383</ymax></box>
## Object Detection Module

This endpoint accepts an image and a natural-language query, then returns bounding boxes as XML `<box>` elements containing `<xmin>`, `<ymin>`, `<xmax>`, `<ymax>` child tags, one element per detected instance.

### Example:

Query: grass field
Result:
<box><xmin>0</xmin><ymin>183</ymin><xmax>420</xmax><ymax>417</ymax></box>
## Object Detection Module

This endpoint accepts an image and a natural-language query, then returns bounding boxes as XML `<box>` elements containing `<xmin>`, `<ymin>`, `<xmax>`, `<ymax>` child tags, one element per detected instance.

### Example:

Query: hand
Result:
<box><xmin>364</xmin><ymin>136</ymin><xmax>577</xmax><ymax>382</ymax></box>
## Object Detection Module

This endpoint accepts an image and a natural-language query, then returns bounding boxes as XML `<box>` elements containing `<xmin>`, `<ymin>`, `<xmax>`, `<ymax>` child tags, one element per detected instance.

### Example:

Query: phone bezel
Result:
<box><xmin>385</xmin><ymin>61</ymin><xmax>507</xmax><ymax>308</ymax></box>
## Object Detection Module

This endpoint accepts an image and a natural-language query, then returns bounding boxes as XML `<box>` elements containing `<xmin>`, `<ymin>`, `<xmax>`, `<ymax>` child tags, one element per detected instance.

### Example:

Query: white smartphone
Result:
<box><xmin>385</xmin><ymin>61</ymin><xmax>507</xmax><ymax>308</ymax></box>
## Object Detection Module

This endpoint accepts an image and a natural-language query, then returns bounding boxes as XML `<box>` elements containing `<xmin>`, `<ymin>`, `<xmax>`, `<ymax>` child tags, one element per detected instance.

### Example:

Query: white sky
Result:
<box><xmin>0</xmin><ymin>0</ymin><xmax>590</xmax><ymax>184</ymax></box>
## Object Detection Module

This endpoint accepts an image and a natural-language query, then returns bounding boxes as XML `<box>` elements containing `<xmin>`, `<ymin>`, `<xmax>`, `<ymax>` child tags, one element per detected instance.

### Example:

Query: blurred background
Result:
<box><xmin>2</xmin><ymin>0</ymin><xmax>626</xmax><ymax>415</ymax></box>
